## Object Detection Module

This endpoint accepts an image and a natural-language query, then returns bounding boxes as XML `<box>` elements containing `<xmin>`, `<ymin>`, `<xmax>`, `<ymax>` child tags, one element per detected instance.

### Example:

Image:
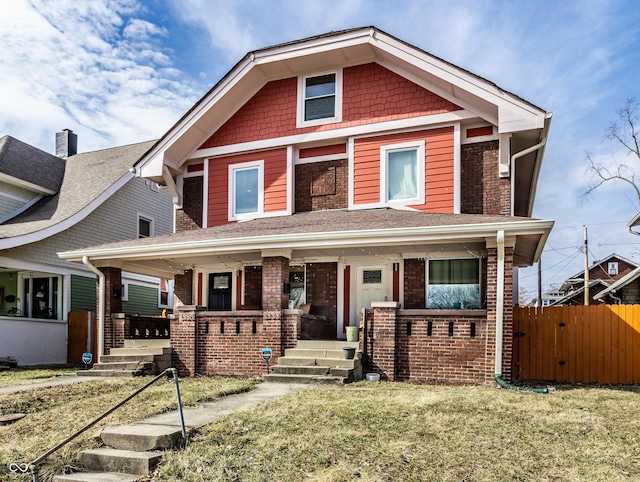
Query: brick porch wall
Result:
<box><xmin>176</xmin><ymin>176</ymin><xmax>203</xmax><ymax>232</ymax></box>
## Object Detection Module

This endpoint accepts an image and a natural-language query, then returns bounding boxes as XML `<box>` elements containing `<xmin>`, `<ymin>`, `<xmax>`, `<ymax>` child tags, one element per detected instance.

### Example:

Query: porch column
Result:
<box><xmin>262</xmin><ymin>250</ymin><xmax>291</xmax><ymax>356</ymax></box>
<box><xmin>171</xmin><ymin>305</ymin><xmax>201</xmax><ymax>377</ymax></box>
<box><xmin>369</xmin><ymin>301</ymin><xmax>399</xmax><ymax>381</ymax></box>
<box><xmin>485</xmin><ymin>241</ymin><xmax>515</xmax><ymax>383</ymax></box>
<box><xmin>98</xmin><ymin>267</ymin><xmax>122</xmax><ymax>352</ymax></box>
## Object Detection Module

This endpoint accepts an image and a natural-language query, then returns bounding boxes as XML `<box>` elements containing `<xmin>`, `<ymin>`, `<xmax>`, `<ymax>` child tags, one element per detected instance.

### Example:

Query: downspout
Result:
<box><xmin>493</xmin><ymin>230</ymin><xmax>548</xmax><ymax>393</ymax></box>
<box><xmin>83</xmin><ymin>256</ymin><xmax>105</xmax><ymax>361</ymax></box>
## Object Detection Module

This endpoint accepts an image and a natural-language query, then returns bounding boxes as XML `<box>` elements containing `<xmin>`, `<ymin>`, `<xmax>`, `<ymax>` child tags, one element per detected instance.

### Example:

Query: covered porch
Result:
<box><xmin>59</xmin><ymin>208</ymin><xmax>552</xmax><ymax>383</ymax></box>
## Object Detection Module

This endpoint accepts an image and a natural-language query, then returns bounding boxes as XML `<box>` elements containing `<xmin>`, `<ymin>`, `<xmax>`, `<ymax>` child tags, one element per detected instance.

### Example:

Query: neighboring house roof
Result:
<box><xmin>134</xmin><ymin>26</ymin><xmax>551</xmax><ymax>217</ymax></box>
<box><xmin>60</xmin><ymin>208</ymin><xmax>553</xmax><ymax>278</ymax></box>
<box><xmin>593</xmin><ymin>266</ymin><xmax>640</xmax><ymax>301</ymax></box>
<box><xmin>559</xmin><ymin>253</ymin><xmax>639</xmax><ymax>291</ymax></box>
<box><xmin>0</xmin><ymin>140</ymin><xmax>156</xmax><ymax>249</ymax></box>
<box><xmin>0</xmin><ymin>135</ymin><xmax>65</xmax><ymax>194</ymax></box>
<box><xmin>551</xmin><ymin>279</ymin><xmax>610</xmax><ymax>306</ymax></box>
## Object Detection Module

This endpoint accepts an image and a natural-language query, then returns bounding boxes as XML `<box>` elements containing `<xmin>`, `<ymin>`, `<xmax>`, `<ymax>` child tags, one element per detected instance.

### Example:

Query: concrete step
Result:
<box><xmin>79</xmin><ymin>448</ymin><xmax>163</xmax><ymax>476</ymax></box>
<box><xmin>108</xmin><ymin>347</ymin><xmax>171</xmax><ymax>356</ymax></box>
<box><xmin>271</xmin><ymin>365</ymin><xmax>330</xmax><ymax>376</ymax></box>
<box><xmin>263</xmin><ymin>373</ymin><xmax>351</xmax><ymax>384</ymax></box>
<box><xmin>54</xmin><ymin>471</ymin><xmax>138</xmax><ymax>481</ymax></box>
<box><xmin>296</xmin><ymin>340</ymin><xmax>359</xmax><ymax>349</ymax></box>
<box><xmin>77</xmin><ymin>369</ymin><xmax>143</xmax><ymax>377</ymax></box>
<box><xmin>89</xmin><ymin>361</ymin><xmax>154</xmax><ymax>372</ymax></box>
<box><xmin>99</xmin><ymin>354</ymin><xmax>158</xmax><ymax>363</ymax></box>
<box><xmin>100</xmin><ymin>424</ymin><xmax>184</xmax><ymax>451</ymax></box>
<box><xmin>123</xmin><ymin>339</ymin><xmax>170</xmax><ymax>349</ymax></box>
<box><xmin>284</xmin><ymin>348</ymin><xmax>362</xmax><ymax>359</ymax></box>
<box><xmin>276</xmin><ymin>357</ymin><xmax>361</xmax><ymax>369</ymax></box>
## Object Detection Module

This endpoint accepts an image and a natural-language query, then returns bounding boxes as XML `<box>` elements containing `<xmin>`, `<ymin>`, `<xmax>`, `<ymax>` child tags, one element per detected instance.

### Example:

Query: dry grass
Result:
<box><xmin>0</xmin><ymin>374</ymin><xmax>256</xmax><ymax>481</ymax></box>
<box><xmin>152</xmin><ymin>383</ymin><xmax>640</xmax><ymax>482</ymax></box>
<box><xmin>0</xmin><ymin>367</ymin><xmax>78</xmax><ymax>388</ymax></box>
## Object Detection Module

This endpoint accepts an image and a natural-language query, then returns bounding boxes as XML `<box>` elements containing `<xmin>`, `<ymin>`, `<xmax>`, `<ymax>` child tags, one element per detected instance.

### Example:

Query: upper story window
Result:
<box><xmin>138</xmin><ymin>215</ymin><xmax>153</xmax><ymax>238</ymax></box>
<box><xmin>297</xmin><ymin>71</ymin><xmax>342</xmax><ymax>127</ymax></box>
<box><xmin>380</xmin><ymin>141</ymin><xmax>425</xmax><ymax>206</ymax></box>
<box><xmin>229</xmin><ymin>160</ymin><xmax>264</xmax><ymax>221</ymax></box>
<box><xmin>608</xmin><ymin>262</ymin><xmax>619</xmax><ymax>275</ymax></box>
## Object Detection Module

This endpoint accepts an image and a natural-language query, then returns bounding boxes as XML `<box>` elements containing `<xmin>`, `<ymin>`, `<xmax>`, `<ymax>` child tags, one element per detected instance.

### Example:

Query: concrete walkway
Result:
<box><xmin>0</xmin><ymin>375</ymin><xmax>102</xmax><ymax>395</ymax></box>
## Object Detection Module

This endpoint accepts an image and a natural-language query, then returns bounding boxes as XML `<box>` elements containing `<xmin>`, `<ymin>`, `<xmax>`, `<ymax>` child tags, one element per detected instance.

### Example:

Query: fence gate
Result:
<box><xmin>513</xmin><ymin>305</ymin><xmax>640</xmax><ymax>384</ymax></box>
<box><xmin>67</xmin><ymin>311</ymin><xmax>95</xmax><ymax>364</ymax></box>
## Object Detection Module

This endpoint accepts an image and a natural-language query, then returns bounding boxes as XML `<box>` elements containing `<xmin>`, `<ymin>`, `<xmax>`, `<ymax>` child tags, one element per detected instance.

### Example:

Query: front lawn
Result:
<box><xmin>0</xmin><ymin>374</ymin><xmax>256</xmax><ymax>481</ymax></box>
<box><xmin>152</xmin><ymin>383</ymin><xmax>640</xmax><ymax>482</ymax></box>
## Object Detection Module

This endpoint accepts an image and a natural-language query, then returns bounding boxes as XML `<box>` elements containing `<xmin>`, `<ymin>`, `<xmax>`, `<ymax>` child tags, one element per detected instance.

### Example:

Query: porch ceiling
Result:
<box><xmin>59</xmin><ymin>209</ymin><xmax>553</xmax><ymax>278</ymax></box>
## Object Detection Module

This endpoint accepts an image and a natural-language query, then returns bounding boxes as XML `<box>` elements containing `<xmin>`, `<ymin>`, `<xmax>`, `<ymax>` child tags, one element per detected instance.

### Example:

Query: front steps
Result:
<box><xmin>264</xmin><ymin>340</ymin><xmax>363</xmax><ymax>384</ymax></box>
<box><xmin>77</xmin><ymin>339</ymin><xmax>172</xmax><ymax>377</ymax></box>
<box><xmin>53</xmin><ymin>423</ymin><xmax>183</xmax><ymax>481</ymax></box>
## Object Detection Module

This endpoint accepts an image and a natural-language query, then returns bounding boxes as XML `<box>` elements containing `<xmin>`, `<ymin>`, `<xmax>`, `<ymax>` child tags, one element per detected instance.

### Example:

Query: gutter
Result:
<box><xmin>493</xmin><ymin>230</ymin><xmax>548</xmax><ymax>393</ymax></box>
<box><xmin>510</xmin><ymin>112</ymin><xmax>553</xmax><ymax>217</ymax></box>
<box><xmin>83</xmin><ymin>256</ymin><xmax>105</xmax><ymax>360</ymax></box>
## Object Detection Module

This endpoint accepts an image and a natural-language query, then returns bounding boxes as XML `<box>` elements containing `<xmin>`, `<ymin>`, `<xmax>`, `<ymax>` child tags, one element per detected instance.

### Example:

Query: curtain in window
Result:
<box><xmin>235</xmin><ymin>168</ymin><xmax>258</xmax><ymax>214</ymax></box>
<box><xmin>388</xmin><ymin>149</ymin><xmax>417</xmax><ymax>200</ymax></box>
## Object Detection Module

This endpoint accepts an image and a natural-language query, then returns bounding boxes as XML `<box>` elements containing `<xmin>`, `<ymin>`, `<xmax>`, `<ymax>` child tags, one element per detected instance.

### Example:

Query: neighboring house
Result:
<box><xmin>531</xmin><ymin>289</ymin><xmax>565</xmax><ymax>307</ymax></box>
<box><xmin>61</xmin><ymin>27</ymin><xmax>554</xmax><ymax>385</ymax></box>
<box><xmin>593</xmin><ymin>266</ymin><xmax>640</xmax><ymax>304</ymax></box>
<box><xmin>552</xmin><ymin>254</ymin><xmax>638</xmax><ymax>306</ymax></box>
<box><xmin>0</xmin><ymin>130</ymin><xmax>174</xmax><ymax>365</ymax></box>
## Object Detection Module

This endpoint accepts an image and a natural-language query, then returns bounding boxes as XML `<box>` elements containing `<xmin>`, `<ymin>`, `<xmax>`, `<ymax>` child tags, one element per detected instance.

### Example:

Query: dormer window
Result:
<box><xmin>298</xmin><ymin>71</ymin><xmax>342</xmax><ymax>127</ymax></box>
<box><xmin>608</xmin><ymin>262</ymin><xmax>619</xmax><ymax>275</ymax></box>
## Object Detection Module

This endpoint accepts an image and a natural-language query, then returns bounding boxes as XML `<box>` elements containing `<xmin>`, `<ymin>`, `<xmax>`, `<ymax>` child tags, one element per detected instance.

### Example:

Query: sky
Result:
<box><xmin>2</xmin><ymin>0</ymin><xmax>640</xmax><ymax>298</ymax></box>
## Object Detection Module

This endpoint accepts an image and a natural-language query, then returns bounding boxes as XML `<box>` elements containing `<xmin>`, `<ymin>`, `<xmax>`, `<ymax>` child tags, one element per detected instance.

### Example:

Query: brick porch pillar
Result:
<box><xmin>369</xmin><ymin>301</ymin><xmax>399</xmax><ymax>381</ymax></box>
<box><xmin>99</xmin><ymin>267</ymin><xmax>122</xmax><ymax>352</ymax></box>
<box><xmin>262</xmin><ymin>251</ymin><xmax>291</xmax><ymax>356</ymax></box>
<box><xmin>171</xmin><ymin>305</ymin><xmax>201</xmax><ymax>377</ymax></box>
<box><xmin>174</xmin><ymin>269</ymin><xmax>194</xmax><ymax>307</ymax></box>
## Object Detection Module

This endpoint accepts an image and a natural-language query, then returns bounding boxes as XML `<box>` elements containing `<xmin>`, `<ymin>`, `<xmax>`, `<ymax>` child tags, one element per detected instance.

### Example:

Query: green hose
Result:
<box><xmin>495</xmin><ymin>374</ymin><xmax>548</xmax><ymax>394</ymax></box>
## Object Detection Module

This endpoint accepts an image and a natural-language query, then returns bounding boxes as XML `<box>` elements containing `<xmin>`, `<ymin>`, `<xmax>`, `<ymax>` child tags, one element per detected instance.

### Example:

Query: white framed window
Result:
<box><xmin>380</xmin><ymin>141</ymin><xmax>425</xmax><ymax>205</ymax></box>
<box><xmin>138</xmin><ymin>214</ymin><xmax>154</xmax><ymax>238</ymax></box>
<box><xmin>228</xmin><ymin>160</ymin><xmax>264</xmax><ymax>221</ymax></box>
<box><xmin>427</xmin><ymin>258</ymin><xmax>481</xmax><ymax>309</ymax></box>
<box><xmin>159</xmin><ymin>278</ymin><xmax>172</xmax><ymax>308</ymax></box>
<box><xmin>608</xmin><ymin>262</ymin><xmax>619</xmax><ymax>276</ymax></box>
<box><xmin>121</xmin><ymin>283</ymin><xmax>129</xmax><ymax>302</ymax></box>
<box><xmin>297</xmin><ymin>70</ymin><xmax>342</xmax><ymax>127</ymax></box>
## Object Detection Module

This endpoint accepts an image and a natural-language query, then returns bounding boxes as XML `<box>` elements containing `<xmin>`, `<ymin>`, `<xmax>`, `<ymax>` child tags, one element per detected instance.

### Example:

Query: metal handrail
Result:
<box><xmin>28</xmin><ymin>367</ymin><xmax>187</xmax><ymax>482</ymax></box>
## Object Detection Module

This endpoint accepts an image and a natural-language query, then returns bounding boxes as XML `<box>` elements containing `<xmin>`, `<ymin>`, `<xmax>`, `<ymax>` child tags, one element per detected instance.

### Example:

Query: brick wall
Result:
<box><xmin>262</xmin><ymin>257</ymin><xmax>289</xmax><ymax>311</ymax></box>
<box><xmin>100</xmin><ymin>267</ymin><xmax>122</xmax><ymax>353</ymax></box>
<box><xmin>174</xmin><ymin>269</ymin><xmax>194</xmax><ymax>307</ymax></box>
<box><xmin>461</xmin><ymin>140</ymin><xmax>510</xmax><ymax>215</ymax></box>
<box><xmin>176</xmin><ymin>176</ymin><xmax>203</xmax><ymax>232</ymax></box>
<box><xmin>295</xmin><ymin>160</ymin><xmax>348</xmax><ymax>212</ymax></box>
<box><xmin>243</xmin><ymin>266</ymin><xmax>262</xmax><ymax>308</ymax></box>
<box><xmin>404</xmin><ymin>259</ymin><xmax>425</xmax><ymax>308</ymax></box>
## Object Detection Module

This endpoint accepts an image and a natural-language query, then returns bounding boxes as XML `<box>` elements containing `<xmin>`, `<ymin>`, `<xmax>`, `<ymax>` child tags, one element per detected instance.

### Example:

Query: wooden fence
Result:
<box><xmin>513</xmin><ymin>304</ymin><xmax>640</xmax><ymax>384</ymax></box>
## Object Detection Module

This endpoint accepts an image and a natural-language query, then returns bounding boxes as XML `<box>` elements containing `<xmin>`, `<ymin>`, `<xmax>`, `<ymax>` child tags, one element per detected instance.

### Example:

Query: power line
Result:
<box><xmin>520</xmin><ymin>247</ymin><xmax>582</xmax><ymax>279</ymax></box>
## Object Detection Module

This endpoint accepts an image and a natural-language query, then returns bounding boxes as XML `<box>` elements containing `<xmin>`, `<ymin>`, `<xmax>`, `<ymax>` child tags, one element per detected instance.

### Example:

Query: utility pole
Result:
<box><xmin>584</xmin><ymin>225</ymin><xmax>589</xmax><ymax>306</ymax></box>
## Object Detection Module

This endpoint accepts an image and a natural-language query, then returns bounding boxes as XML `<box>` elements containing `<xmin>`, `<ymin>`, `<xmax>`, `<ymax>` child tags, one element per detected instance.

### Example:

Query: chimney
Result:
<box><xmin>55</xmin><ymin>129</ymin><xmax>77</xmax><ymax>157</ymax></box>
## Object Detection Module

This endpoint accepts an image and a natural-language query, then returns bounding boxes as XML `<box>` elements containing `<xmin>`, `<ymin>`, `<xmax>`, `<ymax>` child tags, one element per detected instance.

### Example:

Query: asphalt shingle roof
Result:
<box><xmin>0</xmin><ymin>135</ymin><xmax>65</xmax><ymax>193</ymax></box>
<box><xmin>0</xmin><ymin>139</ymin><xmax>156</xmax><ymax>239</ymax></box>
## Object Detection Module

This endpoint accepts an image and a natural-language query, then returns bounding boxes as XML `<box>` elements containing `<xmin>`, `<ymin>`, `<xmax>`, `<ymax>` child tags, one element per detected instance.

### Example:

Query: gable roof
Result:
<box><xmin>134</xmin><ymin>26</ymin><xmax>551</xmax><ymax>217</ymax></box>
<box><xmin>551</xmin><ymin>279</ymin><xmax>610</xmax><ymax>306</ymax></box>
<box><xmin>593</xmin><ymin>266</ymin><xmax>640</xmax><ymax>301</ymax></box>
<box><xmin>60</xmin><ymin>208</ymin><xmax>553</xmax><ymax>279</ymax></box>
<box><xmin>0</xmin><ymin>140</ymin><xmax>156</xmax><ymax>249</ymax></box>
<box><xmin>561</xmin><ymin>253</ymin><xmax>639</xmax><ymax>287</ymax></box>
<box><xmin>0</xmin><ymin>135</ymin><xmax>65</xmax><ymax>194</ymax></box>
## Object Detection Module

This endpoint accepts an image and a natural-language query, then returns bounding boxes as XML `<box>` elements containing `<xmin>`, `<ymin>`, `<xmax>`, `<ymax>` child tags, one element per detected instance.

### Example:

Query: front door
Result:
<box><xmin>208</xmin><ymin>272</ymin><xmax>232</xmax><ymax>311</ymax></box>
<box><xmin>354</xmin><ymin>266</ymin><xmax>387</xmax><ymax>324</ymax></box>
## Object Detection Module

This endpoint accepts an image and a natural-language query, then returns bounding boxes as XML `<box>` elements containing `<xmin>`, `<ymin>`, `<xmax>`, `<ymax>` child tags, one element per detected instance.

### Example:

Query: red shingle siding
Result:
<box><xmin>200</xmin><ymin>63</ymin><xmax>461</xmax><ymax>148</ymax></box>
<box><xmin>353</xmin><ymin>127</ymin><xmax>455</xmax><ymax>212</ymax></box>
<box><xmin>207</xmin><ymin>148</ymin><xmax>287</xmax><ymax>227</ymax></box>
<box><xmin>299</xmin><ymin>144</ymin><xmax>346</xmax><ymax>158</ymax></box>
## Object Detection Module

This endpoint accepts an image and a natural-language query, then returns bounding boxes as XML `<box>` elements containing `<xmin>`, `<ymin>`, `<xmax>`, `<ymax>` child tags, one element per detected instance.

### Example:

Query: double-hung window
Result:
<box><xmin>380</xmin><ymin>141</ymin><xmax>425</xmax><ymax>205</ymax></box>
<box><xmin>298</xmin><ymin>71</ymin><xmax>342</xmax><ymax>126</ymax></box>
<box><xmin>229</xmin><ymin>161</ymin><xmax>263</xmax><ymax>220</ymax></box>
<box><xmin>427</xmin><ymin>258</ymin><xmax>481</xmax><ymax>309</ymax></box>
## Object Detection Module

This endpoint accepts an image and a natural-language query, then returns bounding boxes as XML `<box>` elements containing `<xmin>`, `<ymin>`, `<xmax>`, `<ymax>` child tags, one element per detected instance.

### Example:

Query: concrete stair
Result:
<box><xmin>264</xmin><ymin>340</ymin><xmax>363</xmax><ymax>384</ymax></box>
<box><xmin>53</xmin><ymin>422</ymin><xmax>183</xmax><ymax>481</ymax></box>
<box><xmin>77</xmin><ymin>339</ymin><xmax>172</xmax><ymax>377</ymax></box>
